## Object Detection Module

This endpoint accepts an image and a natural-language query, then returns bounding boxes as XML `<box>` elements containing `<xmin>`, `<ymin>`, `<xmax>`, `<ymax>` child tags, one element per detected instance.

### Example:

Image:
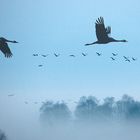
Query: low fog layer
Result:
<box><xmin>1</xmin><ymin>95</ymin><xmax>140</xmax><ymax>140</ymax></box>
<box><xmin>40</xmin><ymin>94</ymin><xmax>140</xmax><ymax>124</ymax></box>
<box><xmin>39</xmin><ymin>94</ymin><xmax>140</xmax><ymax>140</ymax></box>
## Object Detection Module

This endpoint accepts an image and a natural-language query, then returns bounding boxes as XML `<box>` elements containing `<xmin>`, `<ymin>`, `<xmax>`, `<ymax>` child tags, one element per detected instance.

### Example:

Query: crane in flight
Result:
<box><xmin>82</xmin><ymin>53</ymin><xmax>88</xmax><ymax>56</ymax></box>
<box><xmin>69</xmin><ymin>54</ymin><xmax>76</xmax><ymax>57</ymax></box>
<box><xmin>54</xmin><ymin>53</ymin><xmax>60</xmax><ymax>57</ymax></box>
<box><xmin>132</xmin><ymin>57</ymin><xmax>137</xmax><ymax>61</ymax></box>
<box><xmin>110</xmin><ymin>57</ymin><xmax>115</xmax><ymax>61</ymax></box>
<box><xmin>112</xmin><ymin>53</ymin><xmax>118</xmax><ymax>56</ymax></box>
<box><xmin>0</xmin><ymin>37</ymin><xmax>18</xmax><ymax>58</ymax></box>
<box><xmin>85</xmin><ymin>17</ymin><xmax>127</xmax><ymax>46</ymax></box>
<box><xmin>42</xmin><ymin>54</ymin><xmax>48</xmax><ymax>57</ymax></box>
<box><xmin>8</xmin><ymin>94</ymin><xmax>15</xmax><ymax>97</ymax></box>
<box><xmin>96</xmin><ymin>52</ymin><xmax>101</xmax><ymax>56</ymax></box>
<box><xmin>123</xmin><ymin>56</ymin><xmax>130</xmax><ymax>62</ymax></box>
<box><xmin>38</xmin><ymin>65</ymin><xmax>43</xmax><ymax>67</ymax></box>
<box><xmin>33</xmin><ymin>54</ymin><xmax>38</xmax><ymax>56</ymax></box>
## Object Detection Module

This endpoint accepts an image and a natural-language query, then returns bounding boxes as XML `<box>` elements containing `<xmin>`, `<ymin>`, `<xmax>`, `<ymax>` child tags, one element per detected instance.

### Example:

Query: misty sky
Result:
<box><xmin>0</xmin><ymin>0</ymin><xmax>140</xmax><ymax>100</ymax></box>
<box><xmin>0</xmin><ymin>0</ymin><xmax>140</xmax><ymax>139</ymax></box>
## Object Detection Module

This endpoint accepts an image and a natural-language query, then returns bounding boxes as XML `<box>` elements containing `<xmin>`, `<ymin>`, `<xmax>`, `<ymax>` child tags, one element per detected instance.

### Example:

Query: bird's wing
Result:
<box><xmin>106</xmin><ymin>26</ymin><xmax>111</xmax><ymax>35</ymax></box>
<box><xmin>95</xmin><ymin>17</ymin><xmax>109</xmax><ymax>41</ymax></box>
<box><xmin>0</xmin><ymin>42</ymin><xmax>13</xmax><ymax>57</ymax></box>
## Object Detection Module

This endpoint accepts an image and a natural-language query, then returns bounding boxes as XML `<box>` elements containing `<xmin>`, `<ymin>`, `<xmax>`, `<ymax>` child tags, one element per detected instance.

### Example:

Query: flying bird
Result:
<box><xmin>82</xmin><ymin>53</ymin><xmax>88</xmax><ymax>56</ymax></box>
<box><xmin>125</xmin><ymin>59</ymin><xmax>130</xmax><ymax>62</ymax></box>
<box><xmin>110</xmin><ymin>57</ymin><xmax>115</xmax><ymax>60</ymax></box>
<box><xmin>54</xmin><ymin>53</ymin><xmax>60</xmax><ymax>57</ymax></box>
<box><xmin>8</xmin><ymin>94</ymin><xmax>14</xmax><ymax>97</ymax></box>
<box><xmin>123</xmin><ymin>56</ymin><xmax>128</xmax><ymax>59</ymax></box>
<box><xmin>33</xmin><ymin>54</ymin><xmax>38</xmax><ymax>56</ymax></box>
<box><xmin>38</xmin><ymin>65</ymin><xmax>43</xmax><ymax>67</ymax></box>
<box><xmin>132</xmin><ymin>57</ymin><xmax>137</xmax><ymax>61</ymax></box>
<box><xmin>85</xmin><ymin>17</ymin><xmax>127</xmax><ymax>46</ymax></box>
<box><xmin>0</xmin><ymin>37</ymin><xmax>18</xmax><ymax>58</ymax></box>
<box><xmin>42</xmin><ymin>54</ymin><xmax>48</xmax><ymax>57</ymax></box>
<box><xmin>69</xmin><ymin>54</ymin><xmax>76</xmax><ymax>57</ymax></box>
<box><xmin>112</xmin><ymin>53</ymin><xmax>118</xmax><ymax>56</ymax></box>
<box><xmin>123</xmin><ymin>56</ymin><xmax>130</xmax><ymax>62</ymax></box>
<box><xmin>96</xmin><ymin>52</ymin><xmax>101</xmax><ymax>56</ymax></box>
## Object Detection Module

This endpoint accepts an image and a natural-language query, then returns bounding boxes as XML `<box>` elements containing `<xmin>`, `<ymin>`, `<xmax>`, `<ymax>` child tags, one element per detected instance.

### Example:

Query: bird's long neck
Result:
<box><xmin>6</xmin><ymin>40</ymin><xmax>15</xmax><ymax>43</ymax></box>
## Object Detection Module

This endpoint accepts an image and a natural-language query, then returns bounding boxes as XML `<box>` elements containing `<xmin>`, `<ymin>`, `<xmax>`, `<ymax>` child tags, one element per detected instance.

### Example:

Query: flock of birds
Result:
<box><xmin>8</xmin><ymin>94</ymin><xmax>45</xmax><ymax>104</ymax></box>
<box><xmin>7</xmin><ymin>94</ymin><xmax>79</xmax><ymax>105</ymax></box>
<box><xmin>0</xmin><ymin>17</ymin><xmax>137</xmax><ymax>63</ymax></box>
<box><xmin>32</xmin><ymin>52</ymin><xmax>137</xmax><ymax>67</ymax></box>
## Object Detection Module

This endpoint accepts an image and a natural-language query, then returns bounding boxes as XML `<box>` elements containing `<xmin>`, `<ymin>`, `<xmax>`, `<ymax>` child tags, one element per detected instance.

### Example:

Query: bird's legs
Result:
<box><xmin>85</xmin><ymin>41</ymin><xmax>97</xmax><ymax>46</ymax></box>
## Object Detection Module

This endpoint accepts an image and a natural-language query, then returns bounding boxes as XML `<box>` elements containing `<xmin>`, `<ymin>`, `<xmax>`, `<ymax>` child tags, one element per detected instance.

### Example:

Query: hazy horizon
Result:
<box><xmin>0</xmin><ymin>0</ymin><xmax>140</xmax><ymax>140</ymax></box>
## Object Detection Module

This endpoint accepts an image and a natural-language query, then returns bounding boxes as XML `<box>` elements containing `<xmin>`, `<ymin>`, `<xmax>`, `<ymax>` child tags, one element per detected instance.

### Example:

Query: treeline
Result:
<box><xmin>40</xmin><ymin>95</ymin><xmax>140</xmax><ymax>125</ymax></box>
<box><xmin>0</xmin><ymin>130</ymin><xmax>6</xmax><ymax>140</ymax></box>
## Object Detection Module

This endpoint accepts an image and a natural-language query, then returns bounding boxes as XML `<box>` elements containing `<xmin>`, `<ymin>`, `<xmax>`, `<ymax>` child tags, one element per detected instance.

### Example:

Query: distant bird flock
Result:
<box><xmin>0</xmin><ymin>17</ymin><xmax>138</xmax><ymax>64</ymax></box>
<box><xmin>32</xmin><ymin>52</ymin><xmax>137</xmax><ymax>67</ymax></box>
<box><xmin>7</xmin><ymin>94</ymin><xmax>46</xmax><ymax>105</ymax></box>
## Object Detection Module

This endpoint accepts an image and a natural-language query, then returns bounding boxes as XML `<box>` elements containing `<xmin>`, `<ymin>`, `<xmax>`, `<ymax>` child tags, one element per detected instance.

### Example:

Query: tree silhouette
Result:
<box><xmin>74</xmin><ymin>95</ymin><xmax>140</xmax><ymax>122</ymax></box>
<box><xmin>40</xmin><ymin>101</ymin><xmax>71</xmax><ymax>125</ymax></box>
<box><xmin>0</xmin><ymin>130</ymin><xmax>6</xmax><ymax>140</ymax></box>
<box><xmin>40</xmin><ymin>95</ymin><xmax>140</xmax><ymax>125</ymax></box>
<box><xmin>74</xmin><ymin>96</ymin><xmax>99</xmax><ymax>121</ymax></box>
<box><xmin>97</xmin><ymin>97</ymin><xmax>115</xmax><ymax>120</ymax></box>
<box><xmin>115</xmin><ymin>95</ymin><xmax>140</xmax><ymax>120</ymax></box>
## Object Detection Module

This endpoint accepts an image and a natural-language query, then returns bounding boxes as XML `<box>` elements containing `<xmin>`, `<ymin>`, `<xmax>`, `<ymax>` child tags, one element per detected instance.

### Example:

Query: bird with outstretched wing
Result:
<box><xmin>0</xmin><ymin>41</ymin><xmax>13</xmax><ymax>58</ymax></box>
<box><xmin>85</xmin><ymin>17</ymin><xmax>127</xmax><ymax>45</ymax></box>
<box><xmin>0</xmin><ymin>37</ymin><xmax>18</xmax><ymax>58</ymax></box>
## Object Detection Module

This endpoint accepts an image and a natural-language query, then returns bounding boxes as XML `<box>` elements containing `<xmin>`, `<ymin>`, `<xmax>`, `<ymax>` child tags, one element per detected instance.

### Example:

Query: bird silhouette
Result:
<box><xmin>54</xmin><ymin>53</ymin><xmax>60</xmax><ymax>57</ymax></box>
<box><xmin>24</xmin><ymin>101</ymin><xmax>28</xmax><ymax>104</ymax></box>
<box><xmin>123</xmin><ymin>56</ymin><xmax>129</xmax><ymax>59</ymax></box>
<box><xmin>0</xmin><ymin>37</ymin><xmax>18</xmax><ymax>58</ymax></box>
<box><xmin>82</xmin><ymin>53</ymin><xmax>87</xmax><ymax>56</ymax></box>
<box><xmin>33</xmin><ymin>54</ymin><xmax>38</xmax><ymax>56</ymax></box>
<box><xmin>69</xmin><ymin>54</ymin><xmax>75</xmax><ymax>57</ymax></box>
<box><xmin>96</xmin><ymin>52</ymin><xmax>101</xmax><ymax>56</ymax></box>
<box><xmin>123</xmin><ymin>56</ymin><xmax>130</xmax><ymax>62</ymax></box>
<box><xmin>110</xmin><ymin>57</ymin><xmax>115</xmax><ymax>60</ymax></box>
<box><xmin>85</xmin><ymin>17</ymin><xmax>127</xmax><ymax>46</ymax></box>
<box><xmin>112</xmin><ymin>53</ymin><xmax>118</xmax><ymax>56</ymax></box>
<box><xmin>8</xmin><ymin>94</ymin><xmax>14</xmax><ymax>97</ymax></box>
<box><xmin>38</xmin><ymin>65</ymin><xmax>43</xmax><ymax>67</ymax></box>
<box><xmin>132</xmin><ymin>57</ymin><xmax>137</xmax><ymax>61</ymax></box>
<box><xmin>42</xmin><ymin>54</ymin><xmax>48</xmax><ymax>57</ymax></box>
<box><xmin>125</xmin><ymin>59</ymin><xmax>130</xmax><ymax>62</ymax></box>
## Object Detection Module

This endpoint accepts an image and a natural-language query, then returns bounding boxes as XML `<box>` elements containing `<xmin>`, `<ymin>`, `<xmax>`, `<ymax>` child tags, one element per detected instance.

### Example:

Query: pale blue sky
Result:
<box><xmin>0</xmin><ymin>0</ymin><xmax>140</xmax><ymax>101</ymax></box>
<box><xmin>0</xmin><ymin>1</ymin><xmax>140</xmax><ymax>139</ymax></box>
